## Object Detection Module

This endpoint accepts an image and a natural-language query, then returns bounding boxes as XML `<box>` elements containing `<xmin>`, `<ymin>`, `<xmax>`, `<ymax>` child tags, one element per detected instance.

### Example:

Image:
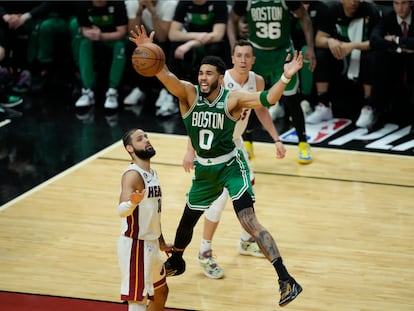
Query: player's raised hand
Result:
<box><xmin>129</xmin><ymin>25</ymin><xmax>154</xmax><ymax>46</ymax></box>
<box><xmin>130</xmin><ymin>189</ymin><xmax>146</xmax><ymax>206</ymax></box>
<box><xmin>283</xmin><ymin>50</ymin><xmax>303</xmax><ymax>79</ymax></box>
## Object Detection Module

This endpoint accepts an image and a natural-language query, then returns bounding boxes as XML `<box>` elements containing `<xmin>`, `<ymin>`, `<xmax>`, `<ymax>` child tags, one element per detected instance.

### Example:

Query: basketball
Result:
<box><xmin>132</xmin><ymin>43</ymin><xmax>165</xmax><ymax>77</ymax></box>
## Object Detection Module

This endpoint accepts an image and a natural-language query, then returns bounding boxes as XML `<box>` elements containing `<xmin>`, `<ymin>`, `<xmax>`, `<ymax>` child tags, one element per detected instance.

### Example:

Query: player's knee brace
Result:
<box><xmin>205</xmin><ymin>190</ymin><xmax>228</xmax><ymax>222</ymax></box>
<box><xmin>232</xmin><ymin>191</ymin><xmax>254</xmax><ymax>214</ymax></box>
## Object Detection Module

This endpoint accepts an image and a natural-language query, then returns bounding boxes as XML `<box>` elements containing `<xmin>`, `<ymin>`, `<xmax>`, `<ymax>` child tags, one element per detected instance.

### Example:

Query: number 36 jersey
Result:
<box><xmin>234</xmin><ymin>0</ymin><xmax>301</xmax><ymax>50</ymax></box>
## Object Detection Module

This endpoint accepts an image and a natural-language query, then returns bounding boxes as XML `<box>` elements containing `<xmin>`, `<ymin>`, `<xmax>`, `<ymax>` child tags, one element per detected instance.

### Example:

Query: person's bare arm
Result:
<box><xmin>203</xmin><ymin>23</ymin><xmax>226</xmax><ymax>43</ymax></box>
<box><xmin>118</xmin><ymin>170</ymin><xmax>145</xmax><ymax>217</ymax></box>
<box><xmin>229</xmin><ymin>51</ymin><xmax>303</xmax><ymax>112</ymax></box>
<box><xmin>168</xmin><ymin>20</ymin><xmax>207</xmax><ymax>42</ymax></box>
<box><xmin>100</xmin><ymin>24</ymin><xmax>128</xmax><ymax>41</ymax></box>
<box><xmin>293</xmin><ymin>4</ymin><xmax>316</xmax><ymax>71</ymax></box>
<box><xmin>227</xmin><ymin>10</ymin><xmax>241</xmax><ymax>51</ymax></box>
<box><xmin>182</xmin><ymin>138</ymin><xmax>195</xmax><ymax>173</ymax></box>
<box><xmin>142</xmin><ymin>0</ymin><xmax>171</xmax><ymax>42</ymax></box>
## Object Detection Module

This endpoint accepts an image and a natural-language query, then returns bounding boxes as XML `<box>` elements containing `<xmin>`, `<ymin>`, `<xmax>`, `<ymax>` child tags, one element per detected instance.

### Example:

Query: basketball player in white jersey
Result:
<box><xmin>182</xmin><ymin>40</ymin><xmax>287</xmax><ymax>279</ymax></box>
<box><xmin>117</xmin><ymin>128</ymin><xmax>172</xmax><ymax>311</ymax></box>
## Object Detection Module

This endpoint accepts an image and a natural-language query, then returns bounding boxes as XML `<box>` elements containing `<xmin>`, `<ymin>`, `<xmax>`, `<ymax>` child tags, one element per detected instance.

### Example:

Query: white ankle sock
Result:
<box><xmin>240</xmin><ymin>227</ymin><xmax>253</xmax><ymax>242</ymax></box>
<box><xmin>200</xmin><ymin>239</ymin><xmax>212</xmax><ymax>253</ymax></box>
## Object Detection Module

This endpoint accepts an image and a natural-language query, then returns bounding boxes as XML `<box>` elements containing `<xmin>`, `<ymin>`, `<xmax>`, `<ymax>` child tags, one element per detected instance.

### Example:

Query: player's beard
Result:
<box><xmin>200</xmin><ymin>80</ymin><xmax>219</xmax><ymax>98</ymax></box>
<box><xmin>134</xmin><ymin>147</ymin><xmax>156</xmax><ymax>159</ymax></box>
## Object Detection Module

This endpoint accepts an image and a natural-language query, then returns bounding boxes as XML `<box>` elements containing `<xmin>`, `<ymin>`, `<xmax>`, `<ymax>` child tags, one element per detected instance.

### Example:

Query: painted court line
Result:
<box><xmin>0</xmin><ymin>119</ymin><xmax>11</xmax><ymax>128</ymax></box>
<box><xmin>0</xmin><ymin>139</ymin><xmax>123</xmax><ymax>212</ymax></box>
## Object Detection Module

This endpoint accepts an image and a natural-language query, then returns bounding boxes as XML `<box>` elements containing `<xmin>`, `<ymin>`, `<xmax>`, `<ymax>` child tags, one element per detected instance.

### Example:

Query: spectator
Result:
<box><xmin>123</xmin><ymin>0</ymin><xmax>178</xmax><ymax>117</ymax></box>
<box><xmin>168</xmin><ymin>0</ymin><xmax>230</xmax><ymax>83</ymax></box>
<box><xmin>0</xmin><ymin>38</ymin><xmax>22</xmax><ymax>109</ymax></box>
<box><xmin>308</xmin><ymin>0</ymin><xmax>381</xmax><ymax>129</ymax></box>
<box><xmin>228</xmin><ymin>0</ymin><xmax>316</xmax><ymax>164</ymax></box>
<box><xmin>0</xmin><ymin>1</ymin><xmax>53</xmax><ymax>94</ymax></box>
<box><xmin>370</xmin><ymin>0</ymin><xmax>414</xmax><ymax>132</ymax></box>
<box><xmin>290</xmin><ymin>1</ymin><xmax>327</xmax><ymax>115</ymax></box>
<box><xmin>31</xmin><ymin>2</ymin><xmax>79</xmax><ymax>92</ymax></box>
<box><xmin>75</xmin><ymin>0</ymin><xmax>128</xmax><ymax>110</ymax></box>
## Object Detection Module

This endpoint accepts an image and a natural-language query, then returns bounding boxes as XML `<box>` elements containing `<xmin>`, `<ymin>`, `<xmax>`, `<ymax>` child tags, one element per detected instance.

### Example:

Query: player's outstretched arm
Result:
<box><xmin>232</xmin><ymin>51</ymin><xmax>303</xmax><ymax>111</ymax></box>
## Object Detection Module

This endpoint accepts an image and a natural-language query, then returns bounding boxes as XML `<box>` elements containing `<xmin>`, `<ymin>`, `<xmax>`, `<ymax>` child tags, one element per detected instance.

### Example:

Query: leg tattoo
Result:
<box><xmin>237</xmin><ymin>208</ymin><xmax>281</xmax><ymax>260</ymax></box>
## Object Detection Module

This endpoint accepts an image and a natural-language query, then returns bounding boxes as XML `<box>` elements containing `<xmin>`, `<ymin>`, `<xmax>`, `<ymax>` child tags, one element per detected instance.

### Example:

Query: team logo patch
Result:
<box><xmin>280</xmin><ymin>118</ymin><xmax>352</xmax><ymax>144</ymax></box>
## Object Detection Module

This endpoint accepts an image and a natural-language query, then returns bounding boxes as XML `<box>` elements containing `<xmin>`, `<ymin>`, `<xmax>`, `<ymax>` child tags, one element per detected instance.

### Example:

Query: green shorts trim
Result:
<box><xmin>187</xmin><ymin>150</ymin><xmax>255</xmax><ymax>210</ymax></box>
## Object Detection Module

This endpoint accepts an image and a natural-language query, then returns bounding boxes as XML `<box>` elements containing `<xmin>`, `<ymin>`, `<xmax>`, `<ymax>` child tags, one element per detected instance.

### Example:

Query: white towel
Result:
<box><xmin>347</xmin><ymin>18</ymin><xmax>364</xmax><ymax>80</ymax></box>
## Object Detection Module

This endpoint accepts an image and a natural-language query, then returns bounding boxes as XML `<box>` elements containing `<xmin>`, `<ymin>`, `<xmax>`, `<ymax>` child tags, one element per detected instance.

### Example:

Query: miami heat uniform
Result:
<box><xmin>223</xmin><ymin>70</ymin><xmax>257</xmax><ymax>181</ymax></box>
<box><xmin>117</xmin><ymin>163</ymin><xmax>165</xmax><ymax>303</ymax></box>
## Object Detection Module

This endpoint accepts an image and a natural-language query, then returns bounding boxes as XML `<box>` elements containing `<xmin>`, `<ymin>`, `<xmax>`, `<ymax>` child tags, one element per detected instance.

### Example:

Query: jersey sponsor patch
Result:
<box><xmin>280</xmin><ymin>118</ymin><xmax>352</xmax><ymax>144</ymax></box>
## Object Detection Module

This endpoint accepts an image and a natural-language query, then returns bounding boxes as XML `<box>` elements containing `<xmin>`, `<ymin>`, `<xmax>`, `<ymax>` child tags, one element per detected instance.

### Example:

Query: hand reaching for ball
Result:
<box><xmin>129</xmin><ymin>25</ymin><xmax>154</xmax><ymax>47</ymax></box>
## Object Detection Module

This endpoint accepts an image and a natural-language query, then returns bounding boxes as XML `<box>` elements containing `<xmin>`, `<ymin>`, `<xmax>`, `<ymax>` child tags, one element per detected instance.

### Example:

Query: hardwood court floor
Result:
<box><xmin>0</xmin><ymin>133</ymin><xmax>413</xmax><ymax>311</ymax></box>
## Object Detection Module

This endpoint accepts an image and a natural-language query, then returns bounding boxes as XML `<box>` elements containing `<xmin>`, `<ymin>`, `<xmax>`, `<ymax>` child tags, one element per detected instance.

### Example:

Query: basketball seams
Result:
<box><xmin>131</xmin><ymin>43</ymin><xmax>165</xmax><ymax>77</ymax></box>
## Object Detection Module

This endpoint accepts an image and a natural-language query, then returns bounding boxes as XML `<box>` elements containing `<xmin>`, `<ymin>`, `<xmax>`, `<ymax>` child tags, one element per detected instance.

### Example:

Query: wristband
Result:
<box><xmin>118</xmin><ymin>200</ymin><xmax>135</xmax><ymax>216</ymax></box>
<box><xmin>274</xmin><ymin>140</ymin><xmax>282</xmax><ymax>143</ymax></box>
<box><xmin>280</xmin><ymin>73</ymin><xmax>291</xmax><ymax>84</ymax></box>
<box><xmin>260</xmin><ymin>90</ymin><xmax>272</xmax><ymax>108</ymax></box>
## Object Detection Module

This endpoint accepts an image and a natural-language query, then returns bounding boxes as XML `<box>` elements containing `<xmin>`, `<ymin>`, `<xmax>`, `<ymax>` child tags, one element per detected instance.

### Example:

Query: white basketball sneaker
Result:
<box><xmin>306</xmin><ymin>103</ymin><xmax>333</xmax><ymax>124</ymax></box>
<box><xmin>75</xmin><ymin>88</ymin><xmax>95</xmax><ymax>107</ymax></box>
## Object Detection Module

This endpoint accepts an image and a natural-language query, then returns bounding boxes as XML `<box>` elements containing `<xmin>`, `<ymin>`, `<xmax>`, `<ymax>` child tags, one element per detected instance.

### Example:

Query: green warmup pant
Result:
<box><xmin>300</xmin><ymin>45</ymin><xmax>314</xmax><ymax>96</ymax></box>
<box><xmin>33</xmin><ymin>16</ymin><xmax>70</xmax><ymax>64</ymax></box>
<box><xmin>78</xmin><ymin>37</ymin><xmax>127</xmax><ymax>89</ymax></box>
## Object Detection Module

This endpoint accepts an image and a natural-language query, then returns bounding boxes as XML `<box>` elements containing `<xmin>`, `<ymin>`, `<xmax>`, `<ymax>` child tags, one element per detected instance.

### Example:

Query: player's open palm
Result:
<box><xmin>130</xmin><ymin>189</ymin><xmax>146</xmax><ymax>206</ymax></box>
<box><xmin>129</xmin><ymin>25</ymin><xmax>154</xmax><ymax>47</ymax></box>
<box><xmin>283</xmin><ymin>50</ymin><xmax>303</xmax><ymax>78</ymax></box>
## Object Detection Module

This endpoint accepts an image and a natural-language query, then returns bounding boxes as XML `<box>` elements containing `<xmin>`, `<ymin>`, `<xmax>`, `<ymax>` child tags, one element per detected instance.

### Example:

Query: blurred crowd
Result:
<box><xmin>0</xmin><ymin>0</ymin><xmax>413</xmax><ymax>132</ymax></box>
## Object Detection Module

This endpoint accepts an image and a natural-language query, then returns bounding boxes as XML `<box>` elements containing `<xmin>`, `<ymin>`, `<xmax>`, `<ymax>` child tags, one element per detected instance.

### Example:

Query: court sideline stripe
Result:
<box><xmin>0</xmin><ymin>119</ymin><xmax>11</xmax><ymax>128</ymax></box>
<box><xmin>99</xmin><ymin>156</ymin><xmax>414</xmax><ymax>189</ymax></box>
<box><xmin>0</xmin><ymin>140</ymin><xmax>124</xmax><ymax>212</ymax></box>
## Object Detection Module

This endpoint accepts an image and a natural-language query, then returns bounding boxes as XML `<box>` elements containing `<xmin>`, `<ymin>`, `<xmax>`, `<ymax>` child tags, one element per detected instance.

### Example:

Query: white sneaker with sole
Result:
<box><xmin>124</xmin><ymin>87</ymin><xmax>143</xmax><ymax>105</ymax></box>
<box><xmin>306</xmin><ymin>103</ymin><xmax>333</xmax><ymax>124</ymax></box>
<box><xmin>197</xmin><ymin>250</ymin><xmax>224</xmax><ymax>279</ymax></box>
<box><xmin>238</xmin><ymin>239</ymin><xmax>265</xmax><ymax>258</ymax></box>
<box><xmin>75</xmin><ymin>88</ymin><xmax>94</xmax><ymax>107</ymax></box>
<box><xmin>155</xmin><ymin>88</ymin><xmax>168</xmax><ymax>108</ymax></box>
<box><xmin>269</xmin><ymin>103</ymin><xmax>285</xmax><ymax>120</ymax></box>
<box><xmin>300</xmin><ymin>100</ymin><xmax>312</xmax><ymax>117</ymax></box>
<box><xmin>355</xmin><ymin>105</ymin><xmax>374</xmax><ymax>128</ymax></box>
<box><xmin>156</xmin><ymin>91</ymin><xmax>178</xmax><ymax>117</ymax></box>
<box><xmin>104</xmin><ymin>88</ymin><xmax>119</xmax><ymax>109</ymax></box>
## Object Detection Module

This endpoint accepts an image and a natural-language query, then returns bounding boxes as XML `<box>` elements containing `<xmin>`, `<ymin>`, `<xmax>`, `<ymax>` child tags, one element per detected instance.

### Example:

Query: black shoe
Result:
<box><xmin>164</xmin><ymin>255</ymin><xmax>186</xmax><ymax>277</ymax></box>
<box><xmin>278</xmin><ymin>277</ymin><xmax>303</xmax><ymax>307</ymax></box>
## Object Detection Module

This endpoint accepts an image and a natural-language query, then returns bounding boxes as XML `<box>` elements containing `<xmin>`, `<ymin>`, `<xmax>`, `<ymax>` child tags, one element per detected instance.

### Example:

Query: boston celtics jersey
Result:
<box><xmin>183</xmin><ymin>86</ymin><xmax>238</xmax><ymax>158</ymax></box>
<box><xmin>246</xmin><ymin>0</ymin><xmax>292</xmax><ymax>50</ymax></box>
